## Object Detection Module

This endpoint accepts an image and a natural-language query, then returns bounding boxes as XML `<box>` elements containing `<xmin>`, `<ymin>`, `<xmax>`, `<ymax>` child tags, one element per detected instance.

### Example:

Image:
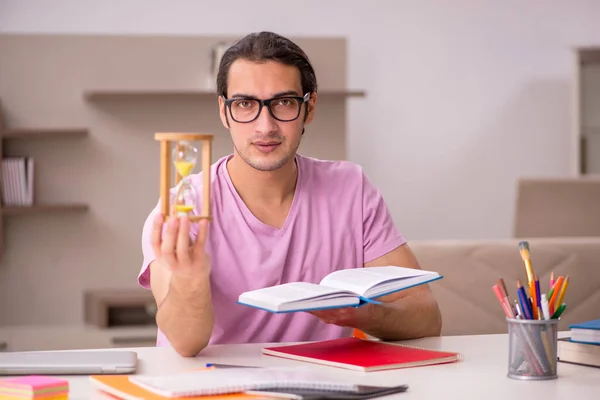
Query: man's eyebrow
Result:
<box><xmin>228</xmin><ymin>90</ymin><xmax>300</xmax><ymax>99</ymax></box>
<box><xmin>229</xmin><ymin>93</ymin><xmax>256</xmax><ymax>99</ymax></box>
<box><xmin>272</xmin><ymin>90</ymin><xmax>300</xmax><ymax>97</ymax></box>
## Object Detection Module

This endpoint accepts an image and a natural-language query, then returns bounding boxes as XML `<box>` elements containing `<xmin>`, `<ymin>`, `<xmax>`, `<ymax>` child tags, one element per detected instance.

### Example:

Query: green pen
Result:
<box><xmin>551</xmin><ymin>303</ymin><xmax>566</xmax><ymax>319</ymax></box>
<box><xmin>547</xmin><ymin>287</ymin><xmax>554</xmax><ymax>301</ymax></box>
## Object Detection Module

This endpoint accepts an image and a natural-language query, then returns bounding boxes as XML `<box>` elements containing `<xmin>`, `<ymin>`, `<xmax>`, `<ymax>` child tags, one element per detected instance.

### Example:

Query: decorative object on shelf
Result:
<box><xmin>154</xmin><ymin>133</ymin><xmax>213</xmax><ymax>222</ymax></box>
<box><xmin>84</xmin><ymin>289</ymin><xmax>157</xmax><ymax>328</ymax></box>
<box><xmin>209</xmin><ymin>41</ymin><xmax>230</xmax><ymax>90</ymax></box>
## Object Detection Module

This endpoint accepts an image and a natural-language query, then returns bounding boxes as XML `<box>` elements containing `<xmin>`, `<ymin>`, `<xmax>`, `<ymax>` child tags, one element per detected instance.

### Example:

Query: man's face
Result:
<box><xmin>218</xmin><ymin>59</ymin><xmax>315</xmax><ymax>172</ymax></box>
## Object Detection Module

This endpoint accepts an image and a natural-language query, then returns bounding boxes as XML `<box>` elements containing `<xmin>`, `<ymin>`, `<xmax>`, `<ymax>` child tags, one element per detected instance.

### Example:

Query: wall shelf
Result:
<box><xmin>2</xmin><ymin>128</ymin><xmax>88</xmax><ymax>140</ymax></box>
<box><xmin>0</xmin><ymin>33</ymin><xmax>359</xmax><ymax>327</ymax></box>
<box><xmin>0</xmin><ymin>103</ymin><xmax>90</xmax><ymax>258</ymax></box>
<box><xmin>1</xmin><ymin>204</ymin><xmax>89</xmax><ymax>215</ymax></box>
<box><xmin>83</xmin><ymin>89</ymin><xmax>366</xmax><ymax>101</ymax></box>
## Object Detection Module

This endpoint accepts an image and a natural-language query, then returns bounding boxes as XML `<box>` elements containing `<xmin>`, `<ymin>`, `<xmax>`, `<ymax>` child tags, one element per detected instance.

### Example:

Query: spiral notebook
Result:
<box><xmin>90</xmin><ymin>375</ymin><xmax>268</xmax><ymax>400</ymax></box>
<box><xmin>127</xmin><ymin>367</ymin><xmax>359</xmax><ymax>397</ymax></box>
<box><xmin>262</xmin><ymin>337</ymin><xmax>462</xmax><ymax>372</ymax></box>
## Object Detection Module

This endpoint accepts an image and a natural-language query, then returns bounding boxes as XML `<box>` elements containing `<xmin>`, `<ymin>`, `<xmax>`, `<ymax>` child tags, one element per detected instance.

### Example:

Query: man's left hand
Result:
<box><xmin>307</xmin><ymin>304</ymin><xmax>375</xmax><ymax>328</ymax></box>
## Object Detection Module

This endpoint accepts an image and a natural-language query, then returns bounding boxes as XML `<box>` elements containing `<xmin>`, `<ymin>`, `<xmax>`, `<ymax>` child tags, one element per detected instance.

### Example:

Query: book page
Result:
<box><xmin>238</xmin><ymin>282</ymin><xmax>359</xmax><ymax>312</ymax></box>
<box><xmin>319</xmin><ymin>266</ymin><xmax>435</xmax><ymax>297</ymax></box>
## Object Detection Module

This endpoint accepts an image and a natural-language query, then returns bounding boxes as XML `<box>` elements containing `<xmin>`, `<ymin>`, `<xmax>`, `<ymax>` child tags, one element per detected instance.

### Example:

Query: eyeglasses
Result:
<box><xmin>223</xmin><ymin>92</ymin><xmax>310</xmax><ymax>123</ymax></box>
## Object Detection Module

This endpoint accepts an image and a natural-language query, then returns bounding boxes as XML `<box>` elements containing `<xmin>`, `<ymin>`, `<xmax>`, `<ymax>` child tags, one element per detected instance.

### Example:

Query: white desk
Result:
<box><xmin>44</xmin><ymin>334</ymin><xmax>600</xmax><ymax>399</ymax></box>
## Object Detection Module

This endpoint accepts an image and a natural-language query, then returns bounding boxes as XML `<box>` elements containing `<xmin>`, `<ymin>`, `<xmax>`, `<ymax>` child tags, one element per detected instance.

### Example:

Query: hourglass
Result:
<box><xmin>154</xmin><ymin>132</ymin><xmax>214</xmax><ymax>222</ymax></box>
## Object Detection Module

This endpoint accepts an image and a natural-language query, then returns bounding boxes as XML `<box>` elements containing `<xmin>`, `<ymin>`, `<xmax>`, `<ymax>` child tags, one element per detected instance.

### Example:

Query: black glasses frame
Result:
<box><xmin>223</xmin><ymin>92</ymin><xmax>310</xmax><ymax>123</ymax></box>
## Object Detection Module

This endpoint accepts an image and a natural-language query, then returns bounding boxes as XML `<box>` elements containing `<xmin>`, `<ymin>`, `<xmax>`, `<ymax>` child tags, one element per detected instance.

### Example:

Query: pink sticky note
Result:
<box><xmin>0</xmin><ymin>375</ymin><xmax>69</xmax><ymax>390</ymax></box>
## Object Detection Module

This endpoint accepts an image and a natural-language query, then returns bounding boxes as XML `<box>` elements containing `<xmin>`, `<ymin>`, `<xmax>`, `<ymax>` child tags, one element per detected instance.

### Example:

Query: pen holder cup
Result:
<box><xmin>507</xmin><ymin>317</ymin><xmax>559</xmax><ymax>380</ymax></box>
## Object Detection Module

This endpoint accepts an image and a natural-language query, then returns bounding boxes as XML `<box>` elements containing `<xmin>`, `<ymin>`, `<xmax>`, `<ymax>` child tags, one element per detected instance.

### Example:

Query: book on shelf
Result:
<box><xmin>262</xmin><ymin>337</ymin><xmax>462</xmax><ymax>372</ymax></box>
<box><xmin>237</xmin><ymin>266</ymin><xmax>442</xmax><ymax>313</ymax></box>
<box><xmin>1</xmin><ymin>157</ymin><xmax>34</xmax><ymax>207</ymax></box>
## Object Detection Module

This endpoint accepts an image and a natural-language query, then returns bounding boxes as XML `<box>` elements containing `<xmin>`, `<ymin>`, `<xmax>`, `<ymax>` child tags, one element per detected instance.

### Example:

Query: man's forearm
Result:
<box><xmin>359</xmin><ymin>292</ymin><xmax>442</xmax><ymax>341</ymax></box>
<box><xmin>156</xmin><ymin>273</ymin><xmax>214</xmax><ymax>356</ymax></box>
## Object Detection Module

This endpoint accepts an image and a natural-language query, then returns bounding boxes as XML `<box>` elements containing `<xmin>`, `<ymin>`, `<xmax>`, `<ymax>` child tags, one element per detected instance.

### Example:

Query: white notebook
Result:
<box><xmin>129</xmin><ymin>367</ymin><xmax>358</xmax><ymax>397</ymax></box>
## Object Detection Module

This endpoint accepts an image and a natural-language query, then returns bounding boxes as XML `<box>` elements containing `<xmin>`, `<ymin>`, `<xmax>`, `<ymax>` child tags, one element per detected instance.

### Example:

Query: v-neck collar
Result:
<box><xmin>221</xmin><ymin>154</ymin><xmax>304</xmax><ymax>237</ymax></box>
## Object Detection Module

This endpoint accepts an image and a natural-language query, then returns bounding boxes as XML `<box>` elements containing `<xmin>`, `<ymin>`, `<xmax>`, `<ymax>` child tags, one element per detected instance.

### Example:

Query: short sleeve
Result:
<box><xmin>139</xmin><ymin>200</ymin><xmax>161</xmax><ymax>289</ymax></box>
<box><xmin>362</xmin><ymin>171</ymin><xmax>406</xmax><ymax>263</ymax></box>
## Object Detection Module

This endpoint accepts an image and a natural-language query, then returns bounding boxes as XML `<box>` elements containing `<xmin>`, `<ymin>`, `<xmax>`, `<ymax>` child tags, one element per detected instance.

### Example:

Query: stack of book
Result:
<box><xmin>1</xmin><ymin>157</ymin><xmax>34</xmax><ymax>207</ymax></box>
<box><xmin>558</xmin><ymin>319</ymin><xmax>600</xmax><ymax>368</ymax></box>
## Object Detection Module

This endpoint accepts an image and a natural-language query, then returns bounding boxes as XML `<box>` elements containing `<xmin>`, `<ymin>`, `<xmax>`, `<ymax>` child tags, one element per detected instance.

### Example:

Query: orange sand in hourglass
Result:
<box><xmin>174</xmin><ymin>160</ymin><xmax>195</xmax><ymax>177</ymax></box>
<box><xmin>174</xmin><ymin>204</ymin><xmax>195</xmax><ymax>213</ymax></box>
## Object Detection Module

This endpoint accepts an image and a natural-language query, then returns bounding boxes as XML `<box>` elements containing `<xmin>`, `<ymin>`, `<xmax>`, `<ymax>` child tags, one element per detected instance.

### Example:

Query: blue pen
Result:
<box><xmin>517</xmin><ymin>280</ymin><xmax>532</xmax><ymax>320</ymax></box>
<box><xmin>205</xmin><ymin>363</ymin><xmax>258</xmax><ymax>368</ymax></box>
<box><xmin>534</xmin><ymin>277</ymin><xmax>541</xmax><ymax>319</ymax></box>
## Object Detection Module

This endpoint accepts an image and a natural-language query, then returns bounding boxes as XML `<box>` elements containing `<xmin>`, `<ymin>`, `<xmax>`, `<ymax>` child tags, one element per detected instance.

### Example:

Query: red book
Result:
<box><xmin>262</xmin><ymin>337</ymin><xmax>462</xmax><ymax>372</ymax></box>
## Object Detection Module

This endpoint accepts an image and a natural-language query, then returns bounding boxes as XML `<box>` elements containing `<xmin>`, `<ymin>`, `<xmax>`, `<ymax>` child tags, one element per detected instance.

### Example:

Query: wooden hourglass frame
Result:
<box><xmin>154</xmin><ymin>132</ymin><xmax>213</xmax><ymax>222</ymax></box>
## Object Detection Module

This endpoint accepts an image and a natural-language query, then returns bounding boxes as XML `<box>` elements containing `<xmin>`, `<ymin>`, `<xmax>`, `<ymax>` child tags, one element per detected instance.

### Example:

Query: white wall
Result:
<box><xmin>1</xmin><ymin>0</ymin><xmax>600</xmax><ymax>240</ymax></box>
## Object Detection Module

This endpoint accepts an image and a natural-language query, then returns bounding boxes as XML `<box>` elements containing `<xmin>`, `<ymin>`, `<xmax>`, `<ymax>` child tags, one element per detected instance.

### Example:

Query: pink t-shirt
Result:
<box><xmin>139</xmin><ymin>154</ymin><xmax>406</xmax><ymax>347</ymax></box>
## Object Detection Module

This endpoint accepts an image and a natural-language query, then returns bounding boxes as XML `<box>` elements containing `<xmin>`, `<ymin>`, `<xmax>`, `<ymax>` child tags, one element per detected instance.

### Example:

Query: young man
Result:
<box><xmin>139</xmin><ymin>31</ymin><xmax>442</xmax><ymax>357</ymax></box>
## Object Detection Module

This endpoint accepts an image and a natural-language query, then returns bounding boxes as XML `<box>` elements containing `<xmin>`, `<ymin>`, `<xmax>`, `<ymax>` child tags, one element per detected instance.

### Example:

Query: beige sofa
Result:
<box><xmin>2</xmin><ymin>238</ymin><xmax>596</xmax><ymax>352</ymax></box>
<box><xmin>411</xmin><ymin>237</ymin><xmax>600</xmax><ymax>336</ymax></box>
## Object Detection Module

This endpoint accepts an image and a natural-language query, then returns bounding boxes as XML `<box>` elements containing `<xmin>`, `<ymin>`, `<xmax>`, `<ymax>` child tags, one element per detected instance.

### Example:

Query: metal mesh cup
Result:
<box><xmin>507</xmin><ymin>317</ymin><xmax>559</xmax><ymax>380</ymax></box>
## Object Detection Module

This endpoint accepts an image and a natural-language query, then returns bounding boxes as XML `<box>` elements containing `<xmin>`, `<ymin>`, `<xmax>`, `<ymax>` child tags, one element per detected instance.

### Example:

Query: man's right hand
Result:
<box><xmin>150</xmin><ymin>213</ymin><xmax>211</xmax><ymax>280</ymax></box>
<box><xmin>149</xmin><ymin>213</ymin><xmax>215</xmax><ymax>356</ymax></box>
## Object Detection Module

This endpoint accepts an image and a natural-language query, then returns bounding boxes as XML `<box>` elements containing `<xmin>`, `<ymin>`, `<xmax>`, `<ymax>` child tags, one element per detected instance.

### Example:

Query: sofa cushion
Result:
<box><xmin>410</xmin><ymin>237</ymin><xmax>600</xmax><ymax>336</ymax></box>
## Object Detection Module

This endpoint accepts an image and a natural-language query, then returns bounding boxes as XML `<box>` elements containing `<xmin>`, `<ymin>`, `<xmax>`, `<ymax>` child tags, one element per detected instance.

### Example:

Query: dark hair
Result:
<box><xmin>216</xmin><ymin>31</ymin><xmax>318</xmax><ymax>98</ymax></box>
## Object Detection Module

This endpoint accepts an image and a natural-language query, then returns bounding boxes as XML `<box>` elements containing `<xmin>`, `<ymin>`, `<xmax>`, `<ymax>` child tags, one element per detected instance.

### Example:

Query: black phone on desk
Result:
<box><xmin>246</xmin><ymin>384</ymin><xmax>409</xmax><ymax>400</ymax></box>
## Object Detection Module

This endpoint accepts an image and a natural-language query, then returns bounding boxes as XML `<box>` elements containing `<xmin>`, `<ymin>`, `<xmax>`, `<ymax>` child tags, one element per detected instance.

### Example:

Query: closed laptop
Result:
<box><xmin>0</xmin><ymin>350</ymin><xmax>138</xmax><ymax>375</ymax></box>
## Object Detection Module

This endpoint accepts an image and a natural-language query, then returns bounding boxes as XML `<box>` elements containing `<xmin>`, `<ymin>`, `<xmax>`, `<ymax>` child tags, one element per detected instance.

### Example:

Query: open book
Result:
<box><xmin>237</xmin><ymin>266</ymin><xmax>442</xmax><ymax>313</ymax></box>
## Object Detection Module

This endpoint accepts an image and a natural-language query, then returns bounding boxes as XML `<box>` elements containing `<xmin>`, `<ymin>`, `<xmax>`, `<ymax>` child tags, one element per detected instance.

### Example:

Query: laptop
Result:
<box><xmin>0</xmin><ymin>350</ymin><xmax>138</xmax><ymax>375</ymax></box>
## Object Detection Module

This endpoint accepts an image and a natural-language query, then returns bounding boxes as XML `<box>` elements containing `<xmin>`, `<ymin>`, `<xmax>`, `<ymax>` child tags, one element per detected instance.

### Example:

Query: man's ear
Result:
<box><xmin>218</xmin><ymin>96</ymin><xmax>230</xmax><ymax>129</ymax></box>
<box><xmin>304</xmin><ymin>92</ymin><xmax>317</xmax><ymax>125</ymax></box>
